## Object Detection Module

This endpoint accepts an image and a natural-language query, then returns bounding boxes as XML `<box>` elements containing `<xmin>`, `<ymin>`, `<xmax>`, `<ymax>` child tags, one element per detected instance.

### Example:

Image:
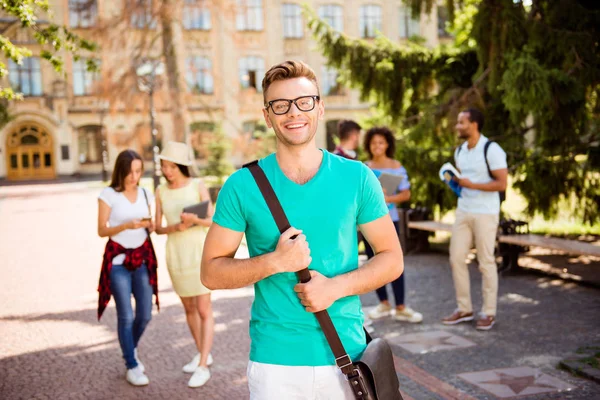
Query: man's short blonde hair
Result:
<box><xmin>262</xmin><ymin>60</ymin><xmax>320</xmax><ymax>105</ymax></box>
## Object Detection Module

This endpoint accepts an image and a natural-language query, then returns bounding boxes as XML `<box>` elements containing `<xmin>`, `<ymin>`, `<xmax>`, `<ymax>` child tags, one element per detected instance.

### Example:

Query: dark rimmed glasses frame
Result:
<box><xmin>265</xmin><ymin>95</ymin><xmax>320</xmax><ymax>115</ymax></box>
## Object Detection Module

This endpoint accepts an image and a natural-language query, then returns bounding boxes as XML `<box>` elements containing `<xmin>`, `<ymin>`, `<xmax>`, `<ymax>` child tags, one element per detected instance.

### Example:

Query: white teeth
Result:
<box><xmin>287</xmin><ymin>124</ymin><xmax>305</xmax><ymax>128</ymax></box>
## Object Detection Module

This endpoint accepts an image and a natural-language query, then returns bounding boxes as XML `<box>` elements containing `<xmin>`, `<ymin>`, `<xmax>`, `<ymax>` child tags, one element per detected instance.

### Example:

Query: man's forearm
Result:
<box><xmin>472</xmin><ymin>180</ymin><xmax>506</xmax><ymax>192</ymax></box>
<box><xmin>202</xmin><ymin>252</ymin><xmax>278</xmax><ymax>290</ymax></box>
<box><xmin>331</xmin><ymin>249</ymin><xmax>403</xmax><ymax>298</ymax></box>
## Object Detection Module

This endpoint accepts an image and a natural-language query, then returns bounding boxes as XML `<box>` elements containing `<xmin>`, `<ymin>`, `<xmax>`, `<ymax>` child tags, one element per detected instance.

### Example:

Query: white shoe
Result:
<box><xmin>126</xmin><ymin>365</ymin><xmax>149</xmax><ymax>386</ymax></box>
<box><xmin>188</xmin><ymin>366</ymin><xmax>211</xmax><ymax>388</ymax></box>
<box><xmin>368</xmin><ymin>303</ymin><xmax>392</xmax><ymax>320</ymax></box>
<box><xmin>183</xmin><ymin>353</ymin><xmax>214</xmax><ymax>373</ymax></box>
<box><xmin>393</xmin><ymin>307</ymin><xmax>423</xmax><ymax>323</ymax></box>
<box><xmin>134</xmin><ymin>348</ymin><xmax>145</xmax><ymax>373</ymax></box>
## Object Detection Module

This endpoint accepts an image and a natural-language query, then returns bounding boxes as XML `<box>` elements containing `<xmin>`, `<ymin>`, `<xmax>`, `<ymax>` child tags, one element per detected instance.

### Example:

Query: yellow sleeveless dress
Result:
<box><xmin>159</xmin><ymin>178</ymin><xmax>210</xmax><ymax>297</ymax></box>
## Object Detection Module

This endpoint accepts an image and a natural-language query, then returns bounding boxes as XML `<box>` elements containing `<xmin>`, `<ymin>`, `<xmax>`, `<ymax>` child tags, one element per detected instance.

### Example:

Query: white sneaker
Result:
<box><xmin>188</xmin><ymin>366</ymin><xmax>211</xmax><ymax>388</ymax></box>
<box><xmin>394</xmin><ymin>307</ymin><xmax>423</xmax><ymax>323</ymax></box>
<box><xmin>134</xmin><ymin>348</ymin><xmax>145</xmax><ymax>373</ymax></box>
<box><xmin>126</xmin><ymin>365</ymin><xmax>149</xmax><ymax>386</ymax></box>
<box><xmin>182</xmin><ymin>353</ymin><xmax>214</xmax><ymax>373</ymax></box>
<box><xmin>368</xmin><ymin>303</ymin><xmax>392</xmax><ymax>320</ymax></box>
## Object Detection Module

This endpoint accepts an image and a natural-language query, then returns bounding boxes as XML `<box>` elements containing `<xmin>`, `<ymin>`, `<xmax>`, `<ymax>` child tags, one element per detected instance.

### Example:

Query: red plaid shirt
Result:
<box><xmin>97</xmin><ymin>237</ymin><xmax>159</xmax><ymax>320</ymax></box>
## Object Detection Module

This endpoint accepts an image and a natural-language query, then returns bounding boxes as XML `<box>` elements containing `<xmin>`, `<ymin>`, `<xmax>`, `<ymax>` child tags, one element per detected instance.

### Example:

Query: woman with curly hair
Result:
<box><xmin>363</xmin><ymin>127</ymin><xmax>423</xmax><ymax>323</ymax></box>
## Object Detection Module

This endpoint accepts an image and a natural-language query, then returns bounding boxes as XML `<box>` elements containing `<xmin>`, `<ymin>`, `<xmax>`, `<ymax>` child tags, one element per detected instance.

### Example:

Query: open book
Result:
<box><xmin>439</xmin><ymin>162</ymin><xmax>462</xmax><ymax>197</ymax></box>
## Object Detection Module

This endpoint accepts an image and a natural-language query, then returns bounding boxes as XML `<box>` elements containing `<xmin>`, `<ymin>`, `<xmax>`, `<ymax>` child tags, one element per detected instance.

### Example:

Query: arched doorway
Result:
<box><xmin>5</xmin><ymin>123</ymin><xmax>56</xmax><ymax>180</ymax></box>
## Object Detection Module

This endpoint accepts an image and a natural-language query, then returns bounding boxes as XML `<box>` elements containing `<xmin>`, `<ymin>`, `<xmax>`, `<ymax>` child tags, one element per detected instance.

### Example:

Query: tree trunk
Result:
<box><xmin>160</xmin><ymin>0</ymin><xmax>189</xmax><ymax>143</ymax></box>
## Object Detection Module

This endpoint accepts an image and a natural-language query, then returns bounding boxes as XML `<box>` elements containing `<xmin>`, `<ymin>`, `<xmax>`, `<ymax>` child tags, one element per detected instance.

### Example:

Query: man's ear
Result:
<box><xmin>317</xmin><ymin>99</ymin><xmax>325</xmax><ymax>121</ymax></box>
<box><xmin>263</xmin><ymin>108</ymin><xmax>273</xmax><ymax>128</ymax></box>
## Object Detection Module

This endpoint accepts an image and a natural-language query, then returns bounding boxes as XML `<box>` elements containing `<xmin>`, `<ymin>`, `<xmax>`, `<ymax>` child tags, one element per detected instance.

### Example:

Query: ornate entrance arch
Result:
<box><xmin>5</xmin><ymin>122</ymin><xmax>56</xmax><ymax>180</ymax></box>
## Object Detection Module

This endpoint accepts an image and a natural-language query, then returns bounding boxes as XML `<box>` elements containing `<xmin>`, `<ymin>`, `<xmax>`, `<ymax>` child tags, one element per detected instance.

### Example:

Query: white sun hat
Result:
<box><xmin>158</xmin><ymin>141</ymin><xmax>194</xmax><ymax>166</ymax></box>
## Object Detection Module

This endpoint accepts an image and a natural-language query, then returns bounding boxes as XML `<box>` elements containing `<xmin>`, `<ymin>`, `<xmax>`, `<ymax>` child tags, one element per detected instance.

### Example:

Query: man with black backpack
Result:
<box><xmin>442</xmin><ymin>108</ymin><xmax>508</xmax><ymax>331</ymax></box>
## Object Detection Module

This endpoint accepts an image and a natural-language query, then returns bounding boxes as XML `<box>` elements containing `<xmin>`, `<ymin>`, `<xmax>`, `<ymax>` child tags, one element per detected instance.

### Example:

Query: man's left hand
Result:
<box><xmin>294</xmin><ymin>270</ymin><xmax>341</xmax><ymax>313</ymax></box>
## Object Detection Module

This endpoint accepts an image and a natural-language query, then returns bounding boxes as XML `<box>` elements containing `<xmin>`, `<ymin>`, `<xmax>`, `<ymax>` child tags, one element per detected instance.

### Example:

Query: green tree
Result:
<box><xmin>0</xmin><ymin>0</ymin><xmax>97</xmax><ymax>100</ymax></box>
<box><xmin>306</xmin><ymin>0</ymin><xmax>600</xmax><ymax>224</ymax></box>
<box><xmin>204</xmin><ymin>126</ymin><xmax>234</xmax><ymax>186</ymax></box>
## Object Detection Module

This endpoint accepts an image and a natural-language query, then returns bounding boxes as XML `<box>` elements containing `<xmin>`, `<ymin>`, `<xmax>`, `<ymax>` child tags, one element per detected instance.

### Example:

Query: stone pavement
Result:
<box><xmin>1</xmin><ymin>182</ymin><xmax>599</xmax><ymax>400</ymax></box>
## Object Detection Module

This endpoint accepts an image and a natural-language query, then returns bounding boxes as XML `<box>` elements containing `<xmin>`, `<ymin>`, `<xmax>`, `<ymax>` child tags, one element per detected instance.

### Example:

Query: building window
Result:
<box><xmin>13</xmin><ymin>28</ymin><xmax>36</xmax><ymax>44</ymax></box>
<box><xmin>78</xmin><ymin>125</ymin><xmax>102</xmax><ymax>164</ymax></box>
<box><xmin>239</xmin><ymin>56</ymin><xmax>265</xmax><ymax>91</ymax></box>
<box><xmin>183</xmin><ymin>0</ymin><xmax>211</xmax><ymax>30</ymax></box>
<box><xmin>321</xmin><ymin>67</ymin><xmax>342</xmax><ymax>96</ymax></box>
<box><xmin>186</xmin><ymin>56</ymin><xmax>214</xmax><ymax>94</ymax></box>
<box><xmin>282</xmin><ymin>4</ymin><xmax>303</xmax><ymax>38</ymax></box>
<box><xmin>318</xmin><ymin>4</ymin><xmax>343</xmax><ymax>32</ymax></box>
<box><xmin>69</xmin><ymin>0</ymin><xmax>97</xmax><ymax>28</ymax></box>
<box><xmin>131</xmin><ymin>0</ymin><xmax>157</xmax><ymax>29</ymax></box>
<box><xmin>8</xmin><ymin>57</ymin><xmax>43</xmax><ymax>96</ymax></box>
<box><xmin>236</xmin><ymin>0</ymin><xmax>263</xmax><ymax>31</ymax></box>
<box><xmin>359</xmin><ymin>5</ymin><xmax>382</xmax><ymax>38</ymax></box>
<box><xmin>437</xmin><ymin>5</ymin><xmax>451</xmax><ymax>37</ymax></box>
<box><xmin>399</xmin><ymin>6</ymin><xmax>420</xmax><ymax>38</ymax></box>
<box><xmin>73</xmin><ymin>58</ymin><xmax>100</xmax><ymax>96</ymax></box>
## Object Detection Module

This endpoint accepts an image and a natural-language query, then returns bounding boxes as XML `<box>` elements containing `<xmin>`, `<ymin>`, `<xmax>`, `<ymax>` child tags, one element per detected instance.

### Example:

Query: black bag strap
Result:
<box><xmin>483</xmin><ymin>140</ymin><xmax>493</xmax><ymax>178</ymax></box>
<box><xmin>243</xmin><ymin>160</ymin><xmax>358</xmax><ymax>378</ymax></box>
<box><xmin>141</xmin><ymin>188</ymin><xmax>152</xmax><ymax>237</ymax></box>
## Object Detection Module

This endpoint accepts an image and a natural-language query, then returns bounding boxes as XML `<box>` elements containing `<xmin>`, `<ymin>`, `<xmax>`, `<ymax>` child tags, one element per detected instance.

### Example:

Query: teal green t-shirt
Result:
<box><xmin>212</xmin><ymin>150</ymin><xmax>388</xmax><ymax>366</ymax></box>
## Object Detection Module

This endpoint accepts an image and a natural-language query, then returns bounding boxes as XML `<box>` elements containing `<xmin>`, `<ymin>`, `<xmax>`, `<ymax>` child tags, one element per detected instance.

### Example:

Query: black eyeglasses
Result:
<box><xmin>265</xmin><ymin>95</ymin><xmax>320</xmax><ymax>115</ymax></box>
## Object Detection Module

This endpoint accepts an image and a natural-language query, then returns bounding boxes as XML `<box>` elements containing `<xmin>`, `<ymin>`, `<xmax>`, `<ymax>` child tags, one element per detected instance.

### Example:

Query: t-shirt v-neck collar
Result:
<box><xmin>120</xmin><ymin>187</ymin><xmax>141</xmax><ymax>205</ymax></box>
<box><xmin>271</xmin><ymin>149</ymin><xmax>327</xmax><ymax>189</ymax></box>
<box><xmin>464</xmin><ymin>135</ymin><xmax>488</xmax><ymax>153</ymax></box>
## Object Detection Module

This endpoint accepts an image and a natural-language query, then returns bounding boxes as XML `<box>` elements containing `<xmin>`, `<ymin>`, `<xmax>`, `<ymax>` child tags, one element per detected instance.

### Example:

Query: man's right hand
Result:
<box><xmin>272</xmin><ymin>227</ymin><xmax>312</xmax><ymax>274</ymax></box>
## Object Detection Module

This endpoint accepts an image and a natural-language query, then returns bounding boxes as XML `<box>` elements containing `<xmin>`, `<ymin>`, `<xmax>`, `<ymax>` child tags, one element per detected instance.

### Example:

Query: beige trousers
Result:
<box><xmin>449</xmin><ymin>208</ymin><xmax>500</xmax><ymax>316</ymax></box>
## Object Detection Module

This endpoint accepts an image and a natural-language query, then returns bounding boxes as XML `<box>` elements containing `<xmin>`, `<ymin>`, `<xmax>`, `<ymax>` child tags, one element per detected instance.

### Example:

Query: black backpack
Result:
<box><xmin>455</xmin><ymin>140</ymin><xmax>506</xmax><ymax>203</ymax></box>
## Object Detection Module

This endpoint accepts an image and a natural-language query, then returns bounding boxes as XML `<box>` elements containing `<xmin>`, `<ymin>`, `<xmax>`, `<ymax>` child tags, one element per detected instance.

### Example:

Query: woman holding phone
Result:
<box><xmin>154</xmin><ymin>141</ymin><xmax>215</xmax><ymax>388</ymax></box>
<box><xmin>363</xmin><ymin>127</ymin><xmax>423</xmax><ymax>323</ymax></box>
<box><xmin>97</xmin><ymin>149</ymin><xmax>158</xmax><ymax>386</ymax></box>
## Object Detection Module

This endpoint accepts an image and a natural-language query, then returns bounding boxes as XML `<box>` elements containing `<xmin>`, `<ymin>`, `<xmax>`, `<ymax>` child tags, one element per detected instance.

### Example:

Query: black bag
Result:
<box><xmin>244</xmin><ymin>160</ymin><xmax>403</xmax><ymax>400</ymax></box>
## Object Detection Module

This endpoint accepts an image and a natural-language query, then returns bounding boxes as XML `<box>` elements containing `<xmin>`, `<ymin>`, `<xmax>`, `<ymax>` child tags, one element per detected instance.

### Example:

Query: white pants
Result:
<box><xmin>247</xmin><ymin>361</ymin><xmax>355</xmax><ymax>400</ymax></box>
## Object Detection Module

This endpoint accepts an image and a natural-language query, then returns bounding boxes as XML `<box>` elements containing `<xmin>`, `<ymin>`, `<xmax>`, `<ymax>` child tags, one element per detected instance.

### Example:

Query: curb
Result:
<box><xmin>560</xmin><ymin>359</ymin><xmax>600</xmax><ymax>383</ymax></box>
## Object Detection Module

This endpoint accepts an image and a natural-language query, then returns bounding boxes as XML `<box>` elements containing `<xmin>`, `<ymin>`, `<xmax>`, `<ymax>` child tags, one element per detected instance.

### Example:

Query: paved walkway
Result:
<box><xmin>1</xmin><ymin>182</ymin><xmax>599</xmax><ymax>399</ymax></box>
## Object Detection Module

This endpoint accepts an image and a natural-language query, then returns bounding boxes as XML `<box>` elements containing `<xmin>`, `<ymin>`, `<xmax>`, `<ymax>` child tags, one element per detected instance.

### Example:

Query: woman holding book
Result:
<box><xmin>155</xmin><ymin>141</ymin><xmax>215</xmax><ymax>388</ymax></box>
<box><xmin>363</xmin><ymin>127</ymin><xmax>423</xmax><ymax>323</ymax></box>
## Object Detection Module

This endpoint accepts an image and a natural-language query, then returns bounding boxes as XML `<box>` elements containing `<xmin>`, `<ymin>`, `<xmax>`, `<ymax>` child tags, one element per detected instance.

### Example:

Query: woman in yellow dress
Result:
<box><xmin>155</xmin><ymin>141</ymin><xmax>214</xmax><ymax>388</ymax></box>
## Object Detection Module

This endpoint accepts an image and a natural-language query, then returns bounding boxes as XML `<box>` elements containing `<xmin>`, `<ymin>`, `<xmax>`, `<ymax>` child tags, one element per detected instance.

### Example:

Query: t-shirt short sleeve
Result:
<box><xmin>357</xmin><ymin>165</ymin><xmax>389</xmax><ymax>225</ymax></box>
<box><xmin>487</xmin><ymin>142</ymin><xmax>508</xmax><ymax>171</ymax></box>
<box><xmin>212</xmin><ymin>171</ymin><xmax>247</xmax><ymax>232</ymax></box>
<box><xmin>98</xmin><ymin>187</ymin><xmax>116</xmax><ymax>207</ymax></box>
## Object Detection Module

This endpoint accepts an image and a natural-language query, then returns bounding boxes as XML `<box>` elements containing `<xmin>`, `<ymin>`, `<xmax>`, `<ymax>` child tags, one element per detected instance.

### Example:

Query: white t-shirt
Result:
<box><xmin>455</xmin><ymin>135</ymin><xmax>507</xmax><ymax>215</ymax></box>
<box><xmin>98</xmin><ymin>186</ymin><xmax>154</xmax><ymax>265</ymax></box>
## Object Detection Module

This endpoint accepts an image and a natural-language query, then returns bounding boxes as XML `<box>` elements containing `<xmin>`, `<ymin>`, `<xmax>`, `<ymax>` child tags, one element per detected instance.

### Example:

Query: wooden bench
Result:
<box><xmin>406</xmin><ymin>218</ymin><xmax>600</xmax><ymax>272</ymax></box>
<box><xmin>498</xmin><ymin>234</ymin><xmax>600</xmax><ymax>257</ymax></box>
<box><xmin>407</xmin><ymin>221</ymin><xmax>453</xmax><ymax>233</ymax></box>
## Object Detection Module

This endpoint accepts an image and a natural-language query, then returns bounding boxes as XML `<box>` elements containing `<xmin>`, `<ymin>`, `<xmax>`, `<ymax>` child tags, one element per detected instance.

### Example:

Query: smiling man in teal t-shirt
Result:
<box><xmin>201</xmin><ymin>60</ymin><xmax>403</xmax><ymax>399</ymax></box>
